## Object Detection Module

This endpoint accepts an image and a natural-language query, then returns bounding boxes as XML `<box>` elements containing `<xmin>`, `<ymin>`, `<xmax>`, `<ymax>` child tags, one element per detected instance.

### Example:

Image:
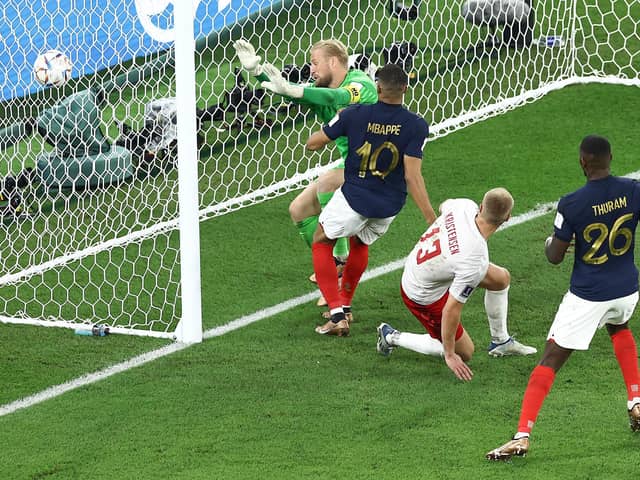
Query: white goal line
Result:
<box><xmin>1</xmin><ymin>169</ymin><xmax>639</xmax><ymax>418</ymax></box>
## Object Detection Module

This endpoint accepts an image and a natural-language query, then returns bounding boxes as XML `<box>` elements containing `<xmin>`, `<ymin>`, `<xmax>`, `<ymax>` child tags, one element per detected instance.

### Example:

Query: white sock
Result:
<box><xmin>628</xmin><ymin>397</ymin><xmax>640</xmax><ymax>410</ymax></box>
<box><xmin>513</xmin><ymin>432</ymin><xmax>530</xmax><ymax>440</ymax></box>
<box><xmin>391</xmin><ymin>331</ymin><xmax>444</xmax><ymax>357</ymax></box>
<box><xmin>484</xmin><ymin>287</ymin><xmax>510</xmax><ymax>344</ymax></box>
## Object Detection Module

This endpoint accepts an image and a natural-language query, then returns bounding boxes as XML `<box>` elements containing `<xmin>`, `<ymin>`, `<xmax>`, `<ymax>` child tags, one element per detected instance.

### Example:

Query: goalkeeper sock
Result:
<box><xmin>333</xmin><ymin>238</ymin><xmax>349</xmax><ymax>262</ymax></box>
<box><xmin>317</xmin><ymin>190</ymin><xmax>349</xmax><ymax>260</ymax></box>
<box><xmin>295</xmin><ymin>215</ymin><xmax>318</xmax><ymax>248</ymax></box>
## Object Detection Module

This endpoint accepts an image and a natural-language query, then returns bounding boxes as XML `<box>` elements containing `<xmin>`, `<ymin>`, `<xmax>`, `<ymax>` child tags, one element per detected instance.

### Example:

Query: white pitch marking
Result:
<box><xmin>2</xmin><ymin>170</ymin><xmax>639</xmax><ymax>417</ymax></box>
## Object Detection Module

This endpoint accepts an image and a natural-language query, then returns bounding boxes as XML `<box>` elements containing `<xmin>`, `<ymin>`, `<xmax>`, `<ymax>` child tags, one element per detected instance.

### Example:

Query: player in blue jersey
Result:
<box><xmin>487</xmin><ymin>135</ymin><xmax>640</xmax><ymax>460</ymax></box>
<box><xmin>234</xmin><ymin>39</ymin><xmax>378</xmax><ymax>309</ymax></box>
<box><xmin>305</xmin><ymin>63</ymin><xmax>436</xmax><ymax>336</ymax></box>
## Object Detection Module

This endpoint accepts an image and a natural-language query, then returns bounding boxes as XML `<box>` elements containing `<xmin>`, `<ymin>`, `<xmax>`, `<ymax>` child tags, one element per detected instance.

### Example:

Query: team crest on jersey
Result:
<box><xmin>461</xmin><ymin>285</ymin><xmax>474</xmax><ymax>298</ymax></box>
<box><xmin>344</xmin><ymin>82</ymin><xmax>363</xmax><ymax>103</ymax></box>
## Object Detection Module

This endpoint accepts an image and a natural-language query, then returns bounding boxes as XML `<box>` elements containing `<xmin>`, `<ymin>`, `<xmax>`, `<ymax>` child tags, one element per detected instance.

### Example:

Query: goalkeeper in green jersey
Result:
<box><xmin>234</xmin><ymin>38</ymin><xmax>378</xmax><ymax>306</ymax></box>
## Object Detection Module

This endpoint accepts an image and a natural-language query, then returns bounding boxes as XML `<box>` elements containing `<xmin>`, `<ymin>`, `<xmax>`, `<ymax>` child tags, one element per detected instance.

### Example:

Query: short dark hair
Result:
<box><xmin>375</xmin><ymin>63</ymin><xmax>408</xmax><ymax>92</ymax></box>
<box><xmin>580</xmin><ymin>135</ymin><xmax>611</xmax><ymax>169</ymax></box>
<box><xmin>580</xmin><ymin>135</ymin><xmax>611</xmax><ymax>157</ymax></box>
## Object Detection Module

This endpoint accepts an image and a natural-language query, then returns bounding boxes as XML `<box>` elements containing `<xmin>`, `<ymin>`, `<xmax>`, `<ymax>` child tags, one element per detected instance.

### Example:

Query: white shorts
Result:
<box><xmin>547</xmin><ymin>290</ymin><xmax>639</xmax><ymax>350</ymax></box>
<box><xmin>319</xmin><ymin>188</ymin><xmax>395</xmax><ymax>245</ymax></box>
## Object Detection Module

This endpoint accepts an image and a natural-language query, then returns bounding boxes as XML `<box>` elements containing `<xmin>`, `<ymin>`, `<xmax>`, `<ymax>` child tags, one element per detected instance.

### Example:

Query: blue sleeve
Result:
<box><xmin>553</xmin><ymin>198</ymin><xmax>574</xmax><ymax>242</ymax></box>
<box><xmin>321</xmin><ymin>108</ymin><xmax>352</xmax><ymax>140</ymax></box>
<box><xmin>405</xmin><ymin>117</ymin><xmax>429</xmax><ymax>158</ymax></box>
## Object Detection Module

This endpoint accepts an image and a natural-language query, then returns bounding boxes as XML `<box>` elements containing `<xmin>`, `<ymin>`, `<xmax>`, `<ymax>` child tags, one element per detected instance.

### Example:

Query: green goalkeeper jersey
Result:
<box><xmin>293</xmin><ymin>69</ymin><xmax>378</xmax><ymax>164</ymax></box>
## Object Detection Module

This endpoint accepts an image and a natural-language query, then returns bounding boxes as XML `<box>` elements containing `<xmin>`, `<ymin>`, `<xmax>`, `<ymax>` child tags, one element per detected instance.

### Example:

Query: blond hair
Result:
<box><xmin>481</xmin><ymin>188</ymin><xmax>513</xmax><ymax>225</ymax></box>
<box><xmin>311</xmin><ymin>39</ymin><xmax>349</xmax><ymax>68</ymax></box>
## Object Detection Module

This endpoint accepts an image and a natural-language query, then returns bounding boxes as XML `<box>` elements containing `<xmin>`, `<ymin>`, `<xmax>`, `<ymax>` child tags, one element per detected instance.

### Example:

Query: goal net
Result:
<box><xmin>0</xmin><ymin>0</ymin><xmax>637</xmax><ymax>340</ymax></box>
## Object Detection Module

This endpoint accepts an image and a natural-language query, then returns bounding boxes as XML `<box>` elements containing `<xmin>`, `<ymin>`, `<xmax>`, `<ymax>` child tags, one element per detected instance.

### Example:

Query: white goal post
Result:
<box><xmin>0</xmin><ymin>0</ymin><xmax>637</xmax><ymax>341</ymax></box>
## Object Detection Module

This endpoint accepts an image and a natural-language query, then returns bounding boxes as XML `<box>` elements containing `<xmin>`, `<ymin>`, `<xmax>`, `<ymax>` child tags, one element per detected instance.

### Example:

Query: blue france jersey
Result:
<box><xmin>554</xmin><ymin>176</ymin><xmax>640</xmax><ymax>301</ymax></box>
<box><xmin>322</xmin><ymin>102</ymin><xmax>429</xmax><ymax>218</ymax></box>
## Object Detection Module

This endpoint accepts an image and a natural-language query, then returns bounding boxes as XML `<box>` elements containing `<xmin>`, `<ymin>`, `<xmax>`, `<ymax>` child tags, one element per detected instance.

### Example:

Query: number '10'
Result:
<box><xmin>356</xmin><ymin>141</ymin><xmax>400</xmax><ymax>179</ymax></box>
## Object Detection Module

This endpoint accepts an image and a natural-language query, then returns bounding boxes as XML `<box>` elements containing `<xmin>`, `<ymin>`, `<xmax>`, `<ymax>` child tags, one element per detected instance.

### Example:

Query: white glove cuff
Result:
<box><xmin>250</xmin><ymin>63</ymin><xmax>263</xmax><ymax>76</ymax></box>
<box><xmin>287</xmin><ymin>84</ymin><xmax>304</xmax><ymax>98</ymax></box>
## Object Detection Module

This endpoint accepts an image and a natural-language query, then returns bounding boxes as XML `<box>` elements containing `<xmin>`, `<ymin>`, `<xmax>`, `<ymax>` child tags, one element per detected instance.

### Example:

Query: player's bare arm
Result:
<box><xmin>441</xmin><ymin>296</ymin><xmax>474</xmax><ymax>381</ymax></box>
<box><xmin>306</xmin><ymin>129</ymin><xmax>332</xmax><ymax>151</ymax></box>
<box><xmin>261</xmin><ymin>63</ymin><xmax>356</xmax><ymax>108</ymax></box>
<box><xmin>404</xmin><ymin>154</ymin><xmax>436</xmax><ymax>224</ymax></box>
<box><xmin>545</xmin><ymin>235</ymin><xmax>571</xmax><ymax>264</ymax></box>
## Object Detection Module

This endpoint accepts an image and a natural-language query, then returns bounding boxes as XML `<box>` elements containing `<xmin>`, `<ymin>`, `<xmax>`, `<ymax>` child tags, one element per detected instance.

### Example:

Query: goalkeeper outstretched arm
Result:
<box><xmin>259</xmin><ymin>63</ymin><xmax>352</xmax><ymax>107</ymax></box>
<box><xmin>233</xmin><ymin>40</ymin><xmax>353</xmax><ymax>108</ymax></box>
<box><xmin>233</xmin><ymin>39</ymin><xmax>269</xmax><ymax>82</ymax></box>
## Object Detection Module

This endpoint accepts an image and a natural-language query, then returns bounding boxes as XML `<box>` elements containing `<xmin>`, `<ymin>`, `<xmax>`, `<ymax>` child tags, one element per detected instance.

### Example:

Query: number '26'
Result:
<box><xmin>582</xmin><ymin>213</ymin><xmax>634</xmax><ymax>265</ymax></box>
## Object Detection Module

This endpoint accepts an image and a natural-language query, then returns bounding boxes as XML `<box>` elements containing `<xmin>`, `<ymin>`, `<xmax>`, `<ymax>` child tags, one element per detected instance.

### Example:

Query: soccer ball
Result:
<box><xmin>33</xmin><ymin>50</ymin><xmax>72</xmax><ymax>87</ymax></box>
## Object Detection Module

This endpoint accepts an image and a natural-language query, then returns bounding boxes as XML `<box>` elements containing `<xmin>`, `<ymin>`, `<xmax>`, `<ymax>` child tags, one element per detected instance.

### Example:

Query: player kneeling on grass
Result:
<box><xmin>305</xmin><ymin>63</ymin><xmax>436</xmax><ymax>337</ymax></box>
<box><xmin>376</xmin><ymin>188</ymin><xmax>537</xmax><ymax>379</ymax></box>
<box><xmin>486</xmin><ymin>135</ymin><xmax>640</xmax><ymax>461</ymax></box>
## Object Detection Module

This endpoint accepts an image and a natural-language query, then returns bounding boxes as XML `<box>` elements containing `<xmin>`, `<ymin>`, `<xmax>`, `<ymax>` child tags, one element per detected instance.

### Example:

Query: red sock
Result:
<box><xmin>312</xmin><ymin>242</ymin><xmax>341</xmax><ymax>310</ymax></box>
<box><xmin>611</xmin><ymin>329</ymin><xmax>640</xmax><ymax>401</ymax></box>
<box><xmin>517</xmin><ymin>365</ymin><xmax>556</xmax><ymax>434</ymax></box>
<box><xmin>339</xmin><ymin>237</ymin><xmax>368</xmax><ymax>306</ymax></box>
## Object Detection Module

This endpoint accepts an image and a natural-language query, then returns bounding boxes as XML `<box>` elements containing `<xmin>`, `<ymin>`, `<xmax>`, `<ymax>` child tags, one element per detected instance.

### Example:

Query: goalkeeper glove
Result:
<box><xmin>233</xmin><ymin>39</ymin><xmax>263</xmax><ymax>76</ymax></box>
<box><xmin>260</xmin><ymin>63</ymin><xmax>304</xmax><ymax>99</ymax></box>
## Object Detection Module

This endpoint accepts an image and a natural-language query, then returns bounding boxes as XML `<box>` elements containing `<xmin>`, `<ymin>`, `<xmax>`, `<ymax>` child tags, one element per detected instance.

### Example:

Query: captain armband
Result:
<box><xmin>343</xmin><ymin>85</ymin><xmax>362</xmax><ymax>103</ymax></box>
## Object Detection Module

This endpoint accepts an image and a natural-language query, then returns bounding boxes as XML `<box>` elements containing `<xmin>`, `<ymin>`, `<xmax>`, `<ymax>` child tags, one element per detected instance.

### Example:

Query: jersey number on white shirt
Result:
<box><xmin>416</xmin><ymin>227</ymin><xmax>441</xmax><ymax>265</ymax></box>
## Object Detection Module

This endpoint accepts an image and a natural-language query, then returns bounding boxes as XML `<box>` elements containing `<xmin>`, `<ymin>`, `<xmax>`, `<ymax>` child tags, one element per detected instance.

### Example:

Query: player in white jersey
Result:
<box><xmin>376</xmin><ymin>188</ymin><xmax>536</xmax><ymax>381</ymax></box>
<box><xmin>402</xmin><ymin>198</ymin><xmax>490</xmax><ymax>307</ymax></box>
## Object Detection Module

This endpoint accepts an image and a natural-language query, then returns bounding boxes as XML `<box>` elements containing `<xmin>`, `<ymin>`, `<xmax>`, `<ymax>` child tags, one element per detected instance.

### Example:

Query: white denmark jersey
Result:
<box><xmin>401</xmin><ymin>199</ymin><xmax>489</xmax><ymax>305</ymax></box>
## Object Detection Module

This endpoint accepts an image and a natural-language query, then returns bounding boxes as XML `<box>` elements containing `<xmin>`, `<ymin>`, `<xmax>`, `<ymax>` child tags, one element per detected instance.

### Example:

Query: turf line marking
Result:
<box><xmin>203</xmin><ymin>200</ymin><xmax>562</xmax><ymax>342</ymax></box>
<box><xmin>0</xmin><ymin>342</ymin><xmax>191</xmax><ymax>417</ymax></box>
<box><xmin>3</xmin><ymin>170</ymin><xmax>639</xmax><ymax>418</ymax></box>
<box><xmin>0</xmin><ymin>202</ymin><xmax>555</xmax><ymax>418</ymax></box>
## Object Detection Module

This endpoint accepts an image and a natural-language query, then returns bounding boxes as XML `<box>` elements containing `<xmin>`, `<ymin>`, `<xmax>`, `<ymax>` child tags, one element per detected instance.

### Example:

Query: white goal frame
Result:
<box><xmin>0</xmin><ymin>0</ymin><xmax>637</xmax><ymax>342</ymax></box>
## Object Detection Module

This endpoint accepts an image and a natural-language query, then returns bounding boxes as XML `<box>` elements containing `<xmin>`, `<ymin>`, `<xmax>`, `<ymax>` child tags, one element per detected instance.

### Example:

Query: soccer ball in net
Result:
<box><xmin>33</xmin><ymin>50</ymin><xmax>73</xmax><ymax>87</ymax></box>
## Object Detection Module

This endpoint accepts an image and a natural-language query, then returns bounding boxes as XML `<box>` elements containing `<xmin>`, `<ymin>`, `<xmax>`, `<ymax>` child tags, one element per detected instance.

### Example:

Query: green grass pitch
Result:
<box><xmin>1</xmin><ymin>82</ymin><xmax>639</xmax><ymax>479</ymax></box>
<box><xmin>1</xmin><ymin>1</ymin><xmax>640</xmax><ymax>478</ymax></box>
